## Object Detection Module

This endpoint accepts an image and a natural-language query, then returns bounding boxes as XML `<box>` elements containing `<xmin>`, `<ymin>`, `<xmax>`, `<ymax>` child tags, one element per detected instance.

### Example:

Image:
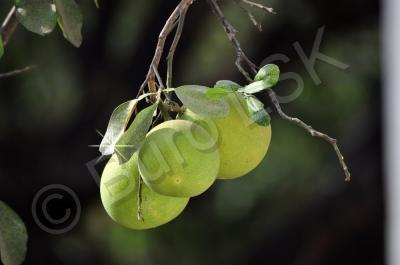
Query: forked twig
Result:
<box><xmin>208</xmin><ymin>0</ymin><xmax>257</xmax><ymax>82</ymax></box>
<box><xmin>136</xmin><ymin>0</ymin><xmax>195</xmax><ymax>97</ymax></box>
<box><xmin>167</xmin><ymin>8</ymin><xmax>188</xmax><ymax>88</ymax></box>
<box><xmin>241</xmin><ymin>5</ymin><xmax>263</xmax><ymax>31</ymax></box>
<box><xmin>239</xmin><ymin>0</ymin><xmax>275</xmax><ymax>14</ymax></box>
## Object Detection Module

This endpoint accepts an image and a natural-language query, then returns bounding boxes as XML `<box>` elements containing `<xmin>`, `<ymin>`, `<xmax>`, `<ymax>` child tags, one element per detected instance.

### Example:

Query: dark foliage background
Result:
<box><xmin>0</xmin><ymin>0</ymin><xmax>381</xmax><ymax>264</ymax></box>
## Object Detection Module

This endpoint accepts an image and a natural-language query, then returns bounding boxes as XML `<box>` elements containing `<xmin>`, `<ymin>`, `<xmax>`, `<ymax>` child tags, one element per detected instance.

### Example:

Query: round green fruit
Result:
<box><xmin>138</xmin><ymin>120</ymin><xmax>220</xmax><ymax>197</ymax></box>
<box><xmin>181</xmin><ymin>93</ymin><xmax>272</xmax><ymax>179</ymax></box>
<box><xmin>100</xmin><ymin>154</ymin><xmax>189</xmax><ymax>230</ymax></box>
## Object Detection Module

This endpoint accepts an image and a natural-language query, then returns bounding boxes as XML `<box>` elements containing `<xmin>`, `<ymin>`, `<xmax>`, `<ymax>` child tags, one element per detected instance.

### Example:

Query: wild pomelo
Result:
<box><xmin>181</xmin><ymin>93</ymin><xmax>271</xmax><ymax>179</ymax></box>
<box><xmin>100</xmin><ymin>154</ymin><xmax>189</xmax><ymax>230</ymax></box>
<box><xmin>138</xmin><ymin>120</ymin><xmax>220</xmax><ymax>197</ymax></box>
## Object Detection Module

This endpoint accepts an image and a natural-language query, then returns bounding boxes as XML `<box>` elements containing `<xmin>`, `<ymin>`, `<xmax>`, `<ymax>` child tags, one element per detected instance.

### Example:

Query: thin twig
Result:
<box><xmin>152</xmin><ymin>64</ymin><xmax>165</xmax><ymax>89</ymax></box>
<box><xmin>1</xmin><ymin>6</ymin><xmax>18</xmax><ymax>46</ymax></box>
<box><xmin>208</xmin><ymin>0</ymin><xmax>351</xmax><ymax>182</ymax></box>
<box><xmin>208</xmin><ymin>0</ymin><xmax>257</xmax><ymax>82</ymax></box>
<box><xmin>136</xmin><ymin>0</ymin><xmax>195</xmax><ymax>98</ymax></box>
<box><xmin>152</xmin><ymin>64</ymin><xmax>173</xmax><ymax>120</ymax></box>
<box><xmin>137</xmin><ymin>176</ymin><xmax>144</xmax><ymax>221</ymax></box>
<box><xmin>239</xmin><ymin>0</ymin><xmax>275</xmax><ymax>14</ymax></box>
<box><xmin>152</xmin><ymin>111</ymin><xmax>163</xmax><ymax>127</ymax></box>
<box><xmin>235</xmin><ymin>0</ymin><xmax>266</xmax><ymax>31</ymax></box>
<box><xmin>0</xmin><ymin>65</ymin><xmax>37</xmax><ymax>79</ymax></box>
<box><xmin>166</xmin><ymin>8</ymin><xmax>188</xmax><ymax>88</ymax></box>
<box><xmin>267</xmin><ymin>89</ymin><xmax>351</xmax><ymax>182</ymax></box>
<box><xmin>242</xmin><ymin>6</ymin><xmax>263</xmax><ymax>31</ymax></box>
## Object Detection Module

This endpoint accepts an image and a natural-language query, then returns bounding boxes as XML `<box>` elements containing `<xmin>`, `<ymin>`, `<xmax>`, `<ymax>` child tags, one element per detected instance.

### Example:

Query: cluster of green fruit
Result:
<box><xmin>100</xmin><ymin>92</ymin><xmax>272</xmax><ymax>230</ymax></box>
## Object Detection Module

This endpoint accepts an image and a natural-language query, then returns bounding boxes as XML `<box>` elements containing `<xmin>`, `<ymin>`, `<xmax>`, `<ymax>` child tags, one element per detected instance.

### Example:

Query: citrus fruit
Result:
<box><xmin>100</xmin><ymin>154</ymin><xmax>189</xmax><ymax>230</ymax></box>
<box><xmin>181</xmin><ymin>93</ymin><xmax>271</xmax><ymax>179</ymax></box>
<box><xmin>138</xmin><ymin>120</ymin><xmax>220</xmax><ymax>197</ymax></box>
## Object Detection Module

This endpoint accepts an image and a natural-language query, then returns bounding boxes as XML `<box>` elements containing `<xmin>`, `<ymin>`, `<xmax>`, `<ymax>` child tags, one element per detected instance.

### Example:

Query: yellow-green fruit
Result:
<box><xmin>100</xmin><ymin>154</ymin><xmax>189</xmax><ymax>230</ymax></box>
<box><xmin>181</xmin><ymin>93</ymin><xmax>271</xmax><ymax>179</ymax></box>
<box><xmin>138</xmin><ymin>120</ymin><xmax>220</xmax><ymax>197</ymax></box>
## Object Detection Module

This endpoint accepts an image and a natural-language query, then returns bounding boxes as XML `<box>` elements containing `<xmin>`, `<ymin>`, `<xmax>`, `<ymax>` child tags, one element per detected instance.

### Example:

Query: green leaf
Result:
<box><xmin>94</xmin><ymin>0</ymin><xmax>99</xmax><ymax>8</ymax></box>
<box><xmin>15</xmin><ymin>0</ymin><xmax>57</xmax><ymax>36</ymax></box>
<box><xmin>115</xmin><ymin>104</ymin><xmax>157</xmax><ymax>163</ymax></box>
<box><xmin>175</xmin><ymin>85</ymin><xmax>229</xmax><ymax>118</ymax></box>
<box><xmin>238</xmin><ymin>80</ymin><xmax>267</xmax><ymax>94</ymax></box>
<box><xmin>254</xmin><ymin>64</ymin><xmax>280</xmax><ymax>84</ymax></box>
<box><xmin>0</xmin><ymin>36</ymin><xmax>4</xmax><ymax>60</ymax></box>
<box><xmin>239</xmin><ymin>64</ymin><xmax>280</xmax><ymax>94</ymax></box>
<box><xmin>214</xmin><ymin>80</ymin><xmax>241</xmax><ymax>91</ymax></box>
<box><xmin>206</xmin><ymin>87</ymin><xmax>233</xmax><ymax>99</ymax></box>
<box><xmin>246</xmin><ymin>96</ymin><xmax>270</xmax><ymax>126</ymax></box>
<box><xmin>54</xmin><ymin>0</ymin><xmax>83</xmax><ymax>47</ymax></box>
<box><xmin>99</xmin><ymin>99</ymin><xmax>139</xmax><ymax>156</ymax></box>
<box><xmin>0</xmin><ymin>201</ymin><xmax>28</xmax><ymax>265</ymax></box>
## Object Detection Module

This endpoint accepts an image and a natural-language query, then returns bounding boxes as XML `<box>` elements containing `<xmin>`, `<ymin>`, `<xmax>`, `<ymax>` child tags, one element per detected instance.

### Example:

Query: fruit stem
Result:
<box><xmin>137</xmin><ymin>176</ymin><xmax>144</xmax><ymax>222</ymax></box>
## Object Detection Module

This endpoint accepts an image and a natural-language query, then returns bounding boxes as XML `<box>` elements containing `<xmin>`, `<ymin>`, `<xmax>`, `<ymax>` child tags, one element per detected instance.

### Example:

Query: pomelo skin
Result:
<box><xmin>100</xmin><ymin>154</ymin><xmax>189</xmax><ymax>230</ymax></box>
<box><xmin>138</xmin><ymin>120</ymin><xmax>220</xmax><ymax>197</ymax></box>
<box><xmin>181</xmin><ymin>93</ymin><xmax>272</xmax><ymax>179</ymax></box>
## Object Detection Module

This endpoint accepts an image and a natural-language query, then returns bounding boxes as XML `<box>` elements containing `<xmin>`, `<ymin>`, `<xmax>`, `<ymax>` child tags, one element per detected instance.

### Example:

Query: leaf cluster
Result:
<box><xmin>99</xmin><ymin>64</ymin><xmax>280</xmax><ymax>163</ymax></box>
<box><xmin>0</xmin><ymin>0</ymin><xmax>85</xmax><ymax>60</ymax></box>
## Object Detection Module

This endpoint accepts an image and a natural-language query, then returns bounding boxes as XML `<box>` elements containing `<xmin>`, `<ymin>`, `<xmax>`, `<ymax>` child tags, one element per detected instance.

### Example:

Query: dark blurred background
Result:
<box><xmin>0</xmin><ymin>0</ymin><xmax>381</xmax><ymax>264</ymax></box>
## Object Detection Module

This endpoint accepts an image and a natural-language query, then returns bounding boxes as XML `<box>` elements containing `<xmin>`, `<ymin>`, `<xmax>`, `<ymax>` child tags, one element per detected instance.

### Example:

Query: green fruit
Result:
<box><xmin>181</xmin><ymin>93</ymin><xmax>271</xmax><ymax>179</ymax></box>
<box><xmin>138</xmin><ymin>120</ymin><xmax>220</xmax><ymax>197</ymax></box>
<box><xmin>100</xmin><ymin>154</ymin><xmax>189</xmax><ymax>230</ymax></box>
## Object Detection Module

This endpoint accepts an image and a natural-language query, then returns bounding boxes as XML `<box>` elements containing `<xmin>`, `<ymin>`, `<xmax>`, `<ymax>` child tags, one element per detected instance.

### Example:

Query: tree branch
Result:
<box><xmin>152</xmin><ymin>65</ymin><xmax>173</xmax><ymax>120</ymax></box>
<box><xmin>0</xmin><ymin>65</ymin><xmax>36</xmax><ymax>79</ymax></box>
<box><xmin>166</xmin><ymin>8</ymin><xmax>188</xmax><ymax>89</ymax></box>
<box><xmin>267</xmin><ymin>89</ymin><xmax>351</xmax><ymax>182</ymax></box>
<box><xmin>1</xmin><ymin>6</ymin><xmax>18</xmax><ymax>46</ymax></box>
<box><xmin>208</xmin><ymin>0</ymin><xmax>257</xmax><ymax>82</ymax></box>
<box><xmin>0</xmin><ymin>7</ymin><xmax>35</xmax><ymax>81</ymax></box>
<box><xmin>239</xmin><ymin>4</ymin><xmax>263</xmax><ymax>31</ymax></box>
<box><xmin>136</xmin><ymin>0</ymin><xmax>195</xmax><ymax>97</ymax></box>
<box><xmin>239</xmin><ymin>0</ymin><xmax>275</xmax><ymax>14</ymax></box>
<box><xmin>208</xmin><ymin>0</ymin><xmax>351</xmax><ymax>182</ymax></box>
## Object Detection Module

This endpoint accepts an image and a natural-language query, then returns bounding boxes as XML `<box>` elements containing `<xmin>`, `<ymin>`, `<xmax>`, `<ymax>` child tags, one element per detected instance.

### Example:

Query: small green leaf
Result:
<box><xmin>94</xmin><ymin>0</ymin><xmax>99</xmax><ymax>8</ymax></box>
<box><xmin>240</xmin><ymin>64</ymin><xmax>280</xmax><ymax>94</ymax></box>
<box><xmin>115</xmin><ymin>104</ymin><xmax>157</xmax><ymax>163</ymax></box>
<box><xmin>15</xmin><ymin>0</ymin><xmax>57</xmax><ymax>36</ymax></box>
<box><xmin>246</xmin><ymin>96</ymin><xmax>270</xmax><ymax>126</ymax></box>
<box><xmin>54</xmin><ymin>0</ymin><xmax>83</xmax><ymax>47</ymax></box>
<box><xmin>175</xmin><ymin>85</ymin><xmax>229</xmax><ymax>118</ymax></box>
<box><xmin>0</xmin><ymin>201</ymin><xmax>28</xmax><ymax>265</ymax></box>
<box><xmin>99</xmin><ymin>99</ymin><xmax>139</xmax><ymax>156</ymax></box>
<box><xmin>214</xmin><ymin>80</ymin><xmax>241</xmax><ymax>91</ymax></box>
<box><xmin>254</xmin><ymin>64</ymin><xmax>280</xmax><ymax>84</ymax></box>
<box><xmin>0</xmin><ymin>36</ymin><xmax>4</xmax><ymax>60</ymax></box>
<box><xmin>206</xmin><ymin>87</ymin><xmax>233</xmax><ymax>99</ymax></box>
<box><xmin>238</xmin><ymin>80</ymin><xmax>267</xmax><ymax>94</ymax></box>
